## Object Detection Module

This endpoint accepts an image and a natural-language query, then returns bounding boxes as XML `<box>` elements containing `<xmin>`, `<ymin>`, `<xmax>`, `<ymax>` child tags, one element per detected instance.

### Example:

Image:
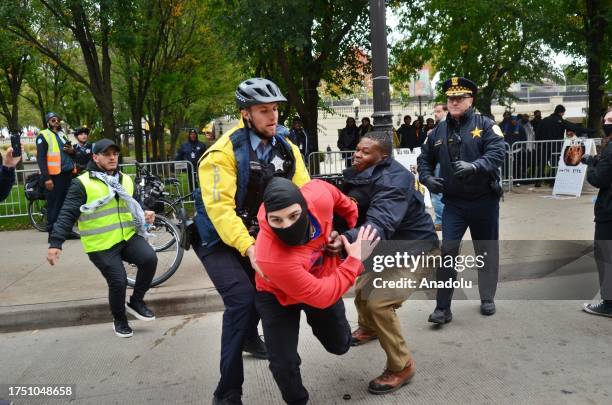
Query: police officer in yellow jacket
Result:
<box><xmin>46</xmin><ymin>139</ymin><xmax>158</xmax><ymax>338</ymax></box>
<box><xmin>193</xmin><ymin>78</ymin><xmax>309</xmax><ymax>405</ymax></box>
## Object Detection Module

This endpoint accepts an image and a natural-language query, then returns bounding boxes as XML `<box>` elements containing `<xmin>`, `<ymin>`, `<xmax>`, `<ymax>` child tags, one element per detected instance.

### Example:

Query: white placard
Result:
<box><xmin>552</xmin><ymin>138</ymin><xmax>596</xmax><ymax>197</ymax></box>
<box><xmin>393</xmin><ymin>147</ymin><xmax>432</xmax><ymax>207</ymax></box>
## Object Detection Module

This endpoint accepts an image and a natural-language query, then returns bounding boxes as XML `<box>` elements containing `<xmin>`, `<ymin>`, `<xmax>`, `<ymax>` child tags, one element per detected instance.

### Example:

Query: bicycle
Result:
<box><xmin>24</xmin><ymin>172</ymin><xmax>48</xmax><ymax>232</ymax></box>
<box><xmin>125</xmin><ymin>162</ymin><xmax>190</xmax><ymax>287</ymax></box>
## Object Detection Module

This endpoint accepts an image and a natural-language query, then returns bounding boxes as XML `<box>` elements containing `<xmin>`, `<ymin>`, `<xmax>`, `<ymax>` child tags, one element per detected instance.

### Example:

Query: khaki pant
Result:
<box><xmin>354</xmin><ymin>248</ymin><xmax>439</xmax><ymax>372</ymax></box>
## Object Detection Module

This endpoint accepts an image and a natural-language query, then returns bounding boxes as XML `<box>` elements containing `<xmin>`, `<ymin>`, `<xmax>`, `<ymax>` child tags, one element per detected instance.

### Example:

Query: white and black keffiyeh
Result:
<box><xmin>80</xmin><ymin>171</ymin><xmax>152</xmax><ymax>238</ymax></box>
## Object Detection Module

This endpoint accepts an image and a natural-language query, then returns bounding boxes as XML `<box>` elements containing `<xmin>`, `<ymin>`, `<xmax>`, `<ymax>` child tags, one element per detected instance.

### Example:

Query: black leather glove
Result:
<box><xmin>423</xmin><ymin>176</ymin><xmax>444</xmax><ymax>194</ymax></box>
<box><xmin>452</xmin><ymin>160</ymin><xmax>477</xmax><ymax>178</ymax></box>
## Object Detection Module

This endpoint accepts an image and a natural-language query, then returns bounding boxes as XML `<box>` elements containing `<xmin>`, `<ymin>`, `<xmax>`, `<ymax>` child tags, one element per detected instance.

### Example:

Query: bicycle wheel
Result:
<box><xmin>28</xmin><ymin>199</ymin><xmax>48</xmax><ymax>232</ymax></box>
<box><xmin>126</xmin><ymin>215</ymin><xmax>184</xmax><ymax>288</ymax></box>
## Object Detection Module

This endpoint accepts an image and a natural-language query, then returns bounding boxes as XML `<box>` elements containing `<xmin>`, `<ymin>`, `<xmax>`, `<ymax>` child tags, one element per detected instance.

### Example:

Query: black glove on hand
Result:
<box><xmin>423</xmin><ymin>176</ymin><xmax>444</xmax><ymax>194</ymax></box>
<box><xmin>453</xmin><ymin>161</ymin><xmax>477</xmax><ymax>178</ymax></box>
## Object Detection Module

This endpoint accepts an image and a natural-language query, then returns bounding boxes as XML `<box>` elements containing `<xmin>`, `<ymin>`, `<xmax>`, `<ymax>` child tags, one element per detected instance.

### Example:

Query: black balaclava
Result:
<box><xmin>263</xmin><ymin>177</ymin><xmax>311</xmax><ymax>246</ymax></box>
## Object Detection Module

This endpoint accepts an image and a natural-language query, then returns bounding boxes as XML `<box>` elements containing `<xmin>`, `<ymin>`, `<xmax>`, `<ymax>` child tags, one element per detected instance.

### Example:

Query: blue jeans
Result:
<box><xmin>431</xmin><ymin>164</ymin><xmax>444</xmax><ymax>225</ymax></box>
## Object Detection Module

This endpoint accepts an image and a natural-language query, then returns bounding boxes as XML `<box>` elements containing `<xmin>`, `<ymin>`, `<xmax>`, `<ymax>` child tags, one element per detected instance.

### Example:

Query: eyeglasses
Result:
<box><xmin>49</xmin><ymin>118</ymin><xmax>59</xmax><ymax>123</ymax></box>
<box><xmin>447</xmin><ymin>95</ymin><xmax>471</xmax><ymax>103</ymax></box>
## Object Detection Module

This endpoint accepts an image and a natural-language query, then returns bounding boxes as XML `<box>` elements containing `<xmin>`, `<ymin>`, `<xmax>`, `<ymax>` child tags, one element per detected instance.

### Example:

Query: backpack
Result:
<box><xmin>24</xmin><ymin>173</ymin><xmax>45</xmax><ymax>201</ymax></box>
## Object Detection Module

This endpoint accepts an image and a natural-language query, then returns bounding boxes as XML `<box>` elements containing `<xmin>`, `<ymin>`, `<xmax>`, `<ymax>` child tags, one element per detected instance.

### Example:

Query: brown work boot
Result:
<box><xmin>368</xmin><ymin>359</ymin><xmax>416</xmax><ymax>394</ymax></box>
<box><xmin>434</xmin><ymin>223</ymin><xmax>442</xmax><ymax>232</ymax></box>
<box><xmin>350</xmin><ymin>327</ymin><xmax>378</xmax><ymax>346</ymax></box>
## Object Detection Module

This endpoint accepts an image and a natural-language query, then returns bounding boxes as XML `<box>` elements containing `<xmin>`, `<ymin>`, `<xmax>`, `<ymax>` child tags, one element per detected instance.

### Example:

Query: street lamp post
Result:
<box><xmin>369</xmin><ymin>0</ymin><xmax>394</xmax><ymax>137</ymax></box>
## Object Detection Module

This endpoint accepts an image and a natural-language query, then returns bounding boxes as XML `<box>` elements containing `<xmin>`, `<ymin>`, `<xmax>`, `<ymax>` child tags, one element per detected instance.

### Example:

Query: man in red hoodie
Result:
<box><xmin>254</xmin><ymin>177</ymin><xmax>379</xmax><ymax>405</ymax></box>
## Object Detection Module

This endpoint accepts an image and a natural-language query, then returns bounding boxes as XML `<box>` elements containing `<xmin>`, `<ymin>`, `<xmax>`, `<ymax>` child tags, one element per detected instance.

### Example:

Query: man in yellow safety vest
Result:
<box><xmin>36</xmin><ymin>112</ymin><xmax>78</xmax><ymax>237</ymax></box>
<box><xmin>46</xmin><ymin>139</ymin><xmax>158</xmax><ymax>338</ymax></box>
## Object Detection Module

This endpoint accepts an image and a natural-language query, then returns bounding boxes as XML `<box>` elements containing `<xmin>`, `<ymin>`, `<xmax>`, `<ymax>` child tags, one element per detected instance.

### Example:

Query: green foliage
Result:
<box><xmin>209</xmin><ymin>0</ymin><xmax>371</xmax><ymax>141</ymax></box>
<box><xmin>392</xmin><ymin>0</ymin><xmax>560</xmax><ymax>114</ymax></box>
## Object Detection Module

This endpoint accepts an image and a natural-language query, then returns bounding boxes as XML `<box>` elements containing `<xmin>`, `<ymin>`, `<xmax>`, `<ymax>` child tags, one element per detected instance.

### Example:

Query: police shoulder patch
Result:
<box><xmin>492</xmin><ymin>125</ymin><xmax>504</xmax><ymax>137</ymax></box>
<box><xmin>37</xmin><ymin>138</ymin><xmax>42</xmax><ymax>144</ymax></box>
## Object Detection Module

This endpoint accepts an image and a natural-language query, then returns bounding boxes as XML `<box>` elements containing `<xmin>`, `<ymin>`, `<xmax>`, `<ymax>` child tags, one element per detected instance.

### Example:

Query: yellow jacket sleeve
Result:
<box><xmin>198</xmin><ymin>146</ymin><xmax>255</xmax><ymax>256</ymax></box>
<box><xmin>289</xmin><ymin>142</ymin><xmax>311</xmax><ymax>187</ymax></box>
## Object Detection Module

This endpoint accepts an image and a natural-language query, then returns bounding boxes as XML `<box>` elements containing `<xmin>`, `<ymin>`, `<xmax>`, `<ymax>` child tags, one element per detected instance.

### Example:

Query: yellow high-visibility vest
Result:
<box><xmin>39</xmin><ymin>129</ymin><xmax>62</xmax><ymax>175</ymax></box>
<box><xmin>77</xmin><ymin>172</ymin><xmax>136</xmax><ymax>253</ymax></box>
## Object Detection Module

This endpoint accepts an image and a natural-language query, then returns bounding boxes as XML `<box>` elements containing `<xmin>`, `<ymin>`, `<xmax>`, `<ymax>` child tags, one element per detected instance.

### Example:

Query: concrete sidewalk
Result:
<box><xmin>2</xmin><ymin>301</ymin><xmax>611</xmax><ymax>404</ymax></box>
<box><xmin>0</xmin><ymin>186</ymin><xmax>602</xmax><ymax>332</ymax></box>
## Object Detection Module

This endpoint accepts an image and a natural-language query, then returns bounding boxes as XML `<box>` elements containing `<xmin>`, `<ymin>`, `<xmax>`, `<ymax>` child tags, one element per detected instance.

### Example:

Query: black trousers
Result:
<box><xmin>46</xmin><ymin>171</ymin><xmax>73</xmax><ymax>233</ymax></box>
<box><xmin>595</xmin><ymin>222</ymin><xmax>612</xmax><ymax>301</ymax></box>
<box><xmin>437</xmin><ymin>198</ymin><xmax>500</xmax><ymax>309</ymax></box>
<box><xmin>255</xmin><ymin>291</ymin><xmax>351</xmax><ymax>405</ymax></box>
<box><xmin>88</xmin><ymin>235</ymin><xmax>157</xmax><ymax>319</ymax></box>
<box><xmin>193</xmin><ymin>243</ymin><xmax>260</xmax><ymax>400</ymax></box>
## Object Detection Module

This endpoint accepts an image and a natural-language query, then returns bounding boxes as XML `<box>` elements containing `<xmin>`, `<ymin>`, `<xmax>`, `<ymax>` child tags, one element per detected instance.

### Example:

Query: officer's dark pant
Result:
<box><xmin>88</xmin><ymin>235</ymin><xmax>157</xmax><ymax>319</ymax></box>
<box><xmin>193</xmin><ymin>242</ymin><xmax>260</xmax><ymax>400</ymax></box>
<box><xmin>46</xmin><ymin>171</ymin><xmax>73</xmax><ymax>233</ymax></box>
<box><xmin>255</xmin><ymin>292</ymin><xmax>351</xmax><ymax>405</ymax></box>
<box><xmin>437</xmin><ymin>198</ymin><xmax>500</xmax><ymax>309</ymax></box>
<box><xmin>594</xmin><ymin>222</ymin><xmax>612</xmax><ymax>301</ymax></box>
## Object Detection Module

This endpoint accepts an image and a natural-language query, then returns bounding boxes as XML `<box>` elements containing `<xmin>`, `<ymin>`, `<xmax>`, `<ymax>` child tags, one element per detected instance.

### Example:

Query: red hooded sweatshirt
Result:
<box><xmin>255</xmin><ymin>180</ymin><xmax>361</xmax><ymax>309</ymax></box>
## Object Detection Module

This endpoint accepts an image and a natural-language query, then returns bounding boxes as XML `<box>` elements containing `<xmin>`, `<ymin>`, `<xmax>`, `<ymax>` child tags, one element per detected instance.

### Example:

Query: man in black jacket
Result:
<box><xmin>36</xmin><ymin>112</ymin><xmax>79</xmax><ymax>238</ymax></box>
<box><xmin>340</xmin><ymin>131</ymin><xmax>439</xmax><ymax>395</ymax></box>
<box><xmin>536</xmin><ymin>104</ymin><xmax>595</xmax><ymax>141</ymax></box>
<box><xmin>582</xmin><ymin>110</ymin><xmax>612</xmax><ymax>317</ymax></box>
<box><xmin>288</xmin><ymin>117</ymin><xmax>311</xmax><ymax>159</ymax></box>
<box><xmin>47</xmin><ymin>139</ymin><xmax>157</xmax><ymax>337</ymax></box>
<box><xmin>397</xmin><ymin>115</ymin><xmax>419</xmax><ymax>149</ymax></box>
<box><xmin>73</xmin><ymin>127</ymin><xmax>93</xmax><ymax>172</ymax></box>
<box><xmin>175</xmin><ymin>129</ymin><xmax>207</xmax><ymax>191</ymax></box>
<box><xmin>417</xmin><ymin>77</ymin><xmax>505</xmax><ymax>322</ymax></box>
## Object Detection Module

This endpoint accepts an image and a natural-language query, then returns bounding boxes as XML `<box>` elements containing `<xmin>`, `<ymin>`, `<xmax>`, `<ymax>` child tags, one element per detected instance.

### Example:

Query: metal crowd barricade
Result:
<box><xmin>118</xmin><ymin>160</ymin><xmax>196</xmax><ymax>204</ymax></box>
<box><xmin>0</xmin><ymin>167</ymin><xmax>41</xmax><ymax>218</ymax></box>
<box><xmin>0</xmin><ymin>160</ymin><xmax>196</xmax><ymax>220</ymax></box>
<box><xmin>506</xmin><ymin>139</ymin><xmax>565</xmax><ymax>191</ymax></box>
<box><xmin>307</xmin><ymin>150</ymin><xmax>355</xmax><ymax>188</ymax></box>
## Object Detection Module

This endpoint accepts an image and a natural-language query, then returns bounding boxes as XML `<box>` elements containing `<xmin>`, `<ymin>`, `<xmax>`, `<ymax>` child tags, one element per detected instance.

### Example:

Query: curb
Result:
<box><xmin>0</xmin><ymin>289</ymin><xmax>225</xmax><ymax>333</ymax></box>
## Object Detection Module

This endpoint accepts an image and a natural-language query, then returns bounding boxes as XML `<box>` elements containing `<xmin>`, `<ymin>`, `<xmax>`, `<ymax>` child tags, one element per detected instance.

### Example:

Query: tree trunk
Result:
<box><xmin>585</xmin><ymin>0</ymin><xmax>605</xmax><ymax>134</ymax></box>
<box><xmin>475</xmin><ymin>86</ymin><xmax>494</xmax><ymax>118</ymax></box>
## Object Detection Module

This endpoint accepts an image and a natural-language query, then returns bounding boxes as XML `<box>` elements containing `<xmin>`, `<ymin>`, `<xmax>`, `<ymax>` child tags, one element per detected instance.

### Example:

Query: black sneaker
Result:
<box><xmin>243</xmin><ymin>335</ymin><xmax>268</xmax><ymax>359</ymax></box>
<box><xmin>582</xmin><ymin>302</ymin><xmax>612</xmax><ymax>318</ymax></box>
<box><xmin>113</xmin><ymin>318</ymin><xmax>133</xmax><ymax>338</ymax></box>
<box><xmin>212</xmin><ymin>393</ymin><xmax>243</xmax><ymax>405</ymax></box>
<box><xmin>428</xmin><ymin>308</ymin><xmax>453</xmax><ymax>324</ymax></box>
<box><xmin>480</xmin><ymin>300</ymin><xmax>496</xmax><ymax>316</ymax></box>
<box><xmin>126</xmin><ymin>300</ymin><xmax>156</xmax><ymax>321</ymax></box>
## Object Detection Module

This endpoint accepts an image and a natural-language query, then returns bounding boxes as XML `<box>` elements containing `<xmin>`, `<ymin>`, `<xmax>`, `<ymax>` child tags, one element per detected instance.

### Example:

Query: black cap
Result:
<box><xmin>74</xmin><ymin>127</ymin><xmax>90</xmax><ymax>136</ymax></box>
<box><xmin>442</xmin><ymin>77</ymin><xmax>478</xmax><ymax>97</ymax></box>
<box><xmin>92</xmin><ymin>139</ymin><xmax>120</xmax><ymax>154</ymax></box>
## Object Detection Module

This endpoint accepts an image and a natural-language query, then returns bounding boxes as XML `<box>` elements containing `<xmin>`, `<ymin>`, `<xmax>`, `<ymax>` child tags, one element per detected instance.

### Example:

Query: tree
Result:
<box><xmin>1</xmin><ymin>0</ymin><xmax>119</xmax><ymax>142</ymax></box>
<box><xmin>210</xmin><ymin>0</ymin><xmax>371</xmax><ymax>151</ymax></box>
<box><xmin>542</xmin><ymin>0</ymin><xmax>612</xmax><ymax>133</ymax></box>
<box><xmin>144</xmin><ymin>0</ymin><xmax>238</xmax><ymax>161</ymax></box>
<box><xmin>114</xmin><ymin>0</ymin><xmax>177</xmax><ymax>161</ymax></box>
<box><xmin>0</xmin><ymin>30</ymin><xmax>30</xmax><ymax>134</ymax></box>
<box><xmin>392</xmin><ymin>0</ymin><xmax>559</xmax><ymax>116</ymax></box>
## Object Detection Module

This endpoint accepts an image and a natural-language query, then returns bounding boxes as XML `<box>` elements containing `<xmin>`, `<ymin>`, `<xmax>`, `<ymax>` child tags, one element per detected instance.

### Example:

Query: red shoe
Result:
<box><xmin>350</xmin><ymin>327</ymin><xmax>378</xmax><ymax>346</ymax></box>
<box><xmin>368</xmin><ymin>359</ymin><xmax>416</xmax><ymax>394</ymax></box>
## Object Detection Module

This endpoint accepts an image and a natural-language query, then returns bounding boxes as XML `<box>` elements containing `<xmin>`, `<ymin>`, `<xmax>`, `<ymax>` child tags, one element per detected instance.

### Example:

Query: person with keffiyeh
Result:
<box><xmin>46</xmin><ymin>139</ymin><xmax>157</xmax><ymax>338</ymax></box>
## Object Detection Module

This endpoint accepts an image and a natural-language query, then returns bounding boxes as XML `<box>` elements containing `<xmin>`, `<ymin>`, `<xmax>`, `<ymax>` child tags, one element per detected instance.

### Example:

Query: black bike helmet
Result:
<box><xmin>235</xmin><ymin>78</ymin><xmax>287</xmax><ymax>109</ymax></box>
